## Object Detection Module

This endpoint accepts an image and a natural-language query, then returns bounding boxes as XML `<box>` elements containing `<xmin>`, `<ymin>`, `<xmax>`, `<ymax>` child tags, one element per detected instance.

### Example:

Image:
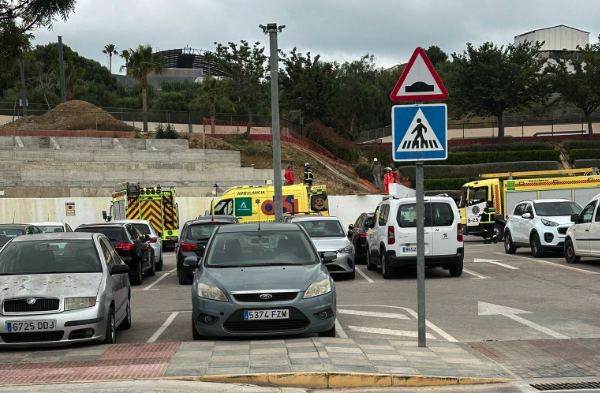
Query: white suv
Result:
<box><xmin>565</xmin><ymin>194</ymin><xmax>600</xmax><ymax>264</ymax></box>
<box><xmin>504</xmin><ymin>199</ymin><xmax>582</xmax><ymax>257</ymax></box>
<box><xmin>366</xmin><ymin>196</ymin><xmax>464</xmax><ymax>279</ymax></box>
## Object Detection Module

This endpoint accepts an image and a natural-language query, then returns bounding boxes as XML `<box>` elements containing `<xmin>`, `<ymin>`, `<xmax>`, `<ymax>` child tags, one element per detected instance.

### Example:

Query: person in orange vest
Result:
<box><xmin>383</xmin><ymin>167</ymin><xmax>394</xmax><ymax>194</ymax></box>
<box><xmin>284</xmin><ymin>165</ymin><xmax>294</xmax><ymax>185</ymax></box>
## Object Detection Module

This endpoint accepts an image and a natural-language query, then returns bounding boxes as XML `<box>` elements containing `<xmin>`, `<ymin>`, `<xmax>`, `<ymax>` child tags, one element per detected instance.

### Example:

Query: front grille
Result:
<box><xmin>531</xmin><ymin>381</ymin><xmax>600</xmax><ymax>391</ymax></box>
<box><xmin>3</xmin><ymin>298</ymin><xmax>60</xmax><ymax>313</ymax></box>
<box><xmin>558</xmin><ymin>227</ymin><xmax>568</xmax><ymax>235</ymax></box>
<box><xmin>223</xmin><ymin>307</ymin><xmax>310</xmax><ymax>333</ymax></box>
<box><xmin>1</xmin><ymin>331</ymin><xmax>64</xmax><ymax>343</ymax></box>
<box><xmin>233</xmin><ymin>292</ymin><xmax>298</xmax><ymax>302</ymax></box>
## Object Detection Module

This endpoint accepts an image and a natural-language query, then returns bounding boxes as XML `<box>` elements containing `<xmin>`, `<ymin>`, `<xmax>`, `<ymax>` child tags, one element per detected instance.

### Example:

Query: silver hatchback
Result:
<box><xmin>0</xmin><ymin>233</ymin><xmax>131</xmax><ymax>347</ymax></box>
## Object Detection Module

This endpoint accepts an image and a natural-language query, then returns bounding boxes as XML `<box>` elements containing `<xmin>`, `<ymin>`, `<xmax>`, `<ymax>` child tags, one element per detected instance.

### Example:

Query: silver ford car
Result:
<box><xmin>0</xmin><ymin>233</ymin><xmax>131</xmax><ymax>347</ymax></box>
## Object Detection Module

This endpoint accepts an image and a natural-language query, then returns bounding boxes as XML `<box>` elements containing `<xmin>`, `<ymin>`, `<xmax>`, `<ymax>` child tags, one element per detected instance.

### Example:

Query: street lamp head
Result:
<box><xmin>278</xmin><ymin>25</ymin><xmax>286</xmax><ymax>33</ymax></box>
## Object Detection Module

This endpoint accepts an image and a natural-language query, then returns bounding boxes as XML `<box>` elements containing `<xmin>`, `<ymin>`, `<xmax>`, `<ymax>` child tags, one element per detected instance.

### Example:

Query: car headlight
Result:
<box><xmin>64</xmin><ymin>297</ymin><xmax>96</xmax><ymax>311</ymax></box>
<box><xmin>197</xmin><ymin>283</ymin><xmax>228</xmax><ymax>302</ymax></box>
<box><xmin>541</xmin><ymin>219</ymin><xmax>559</xmax><ymax>227</ymax></box>
<box><xmin>304</xmin><ymin>278</ymin><xmax>332</xmax><ymax>298</ymax></box>
<box><xmin>338</xmin><ymin>245</ymin><xmax>353</xmax><ymax>254</ymax></box>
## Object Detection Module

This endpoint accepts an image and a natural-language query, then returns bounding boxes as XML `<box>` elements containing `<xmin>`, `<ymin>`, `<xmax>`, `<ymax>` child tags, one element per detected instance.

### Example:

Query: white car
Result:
<box><xmin>113</xmin><ymin>220</ymin><xmax>163</xmax><ymax>271</ymax></box>
<box><xmin>366</xmin><ymin>196</ymin><xmax>464</xmax><ymax>279</ymax></box>
<box><xmin>504</xmin><ymin>199</ymin><xmax>582</xmax><ymax>257</ymax></box>
<box><xmin>565</xmin><ymin>193</ymin><xmax>600</xmax><ymax>264</ymax></box>
<box><xmin>27</xmin><ymin>222</ymin><xmax>74</xmax><ymax>233</ymax></box>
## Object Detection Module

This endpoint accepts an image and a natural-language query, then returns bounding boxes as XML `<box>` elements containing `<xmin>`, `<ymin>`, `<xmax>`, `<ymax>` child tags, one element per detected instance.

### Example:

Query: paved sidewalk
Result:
<box><xmin>0</xmin><ymin>338</ymin><xmax>512</xmax><ymax>385</ymax></box>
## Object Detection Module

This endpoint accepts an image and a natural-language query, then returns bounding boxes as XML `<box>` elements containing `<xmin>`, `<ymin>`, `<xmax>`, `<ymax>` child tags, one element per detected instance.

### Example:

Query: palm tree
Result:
<box><xmin>52</xmin><ymin>62</ymin><xmax>85</xmax><ymax>101</ymax></box>
<box><xmin>102</xmin><ymin>44</ymin><xmax>118</xmax><ymax>73</ymax></box>
<box><xmin>195</xmin><ymin>78</ymin><xmax>234</xmax><ymax>133</ymax></box>
<box><xmin>121</xmin><ymin>44</ymin><xmax>164</xmax><ymax>132</ymax></box>
<box><xmin>120</xmin><ymin>48</ymin><xmax>132</xmax><ymax>85</ymax></box>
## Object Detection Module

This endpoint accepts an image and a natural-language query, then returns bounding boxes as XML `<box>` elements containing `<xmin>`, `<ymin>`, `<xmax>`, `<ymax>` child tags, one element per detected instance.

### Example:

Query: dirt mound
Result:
<box><xmin>1</xmin><ymin>101</ymin><xmax>137</xmax><ymax>132</ymax></box>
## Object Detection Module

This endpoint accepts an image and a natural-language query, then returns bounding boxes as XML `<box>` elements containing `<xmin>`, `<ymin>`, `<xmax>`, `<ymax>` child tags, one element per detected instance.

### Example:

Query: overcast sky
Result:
<box><xmin>32</xmin><ymin>0</ymin><xmax>600</xmax><ymax>73</ymax></box>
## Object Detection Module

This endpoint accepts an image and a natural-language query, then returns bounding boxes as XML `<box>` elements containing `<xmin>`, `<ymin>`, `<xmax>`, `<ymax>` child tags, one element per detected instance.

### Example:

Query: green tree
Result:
<box><xmin>102</xmin><ymin>43</ymin><xmax>118</xmax><ymax>73</ymax></box>
<box><xmin>121</xmin><ymin>44</ymin><xmax>164</xmax><ymax>132</ymax></box>
<box><xmin>448</xmin><ymin>41</ymin><xmax>549</xmax><ymax>142</ymax></box>
<box><xmin>194</xmin><ymin>78</ymin><xmax>235</xmax><ymax>133</ymax></box>
<box><xmin>52</xmin><ymin>61</ymin><xmax>84</xmax><ymax>101</ymax></box>
<box><xmin>546</xmin><ymin>36</ymin><xmax>600</xmax><ymax>140</ymax></box>
<box><xmin>119</xmin><ymin>48</ymin><xmax>131</xmax><ymax>67</ymax></box>
<box><xmin>424</xmin><ymin>45</ymin><xmax>448</xmax><ymax>66</ymax></box>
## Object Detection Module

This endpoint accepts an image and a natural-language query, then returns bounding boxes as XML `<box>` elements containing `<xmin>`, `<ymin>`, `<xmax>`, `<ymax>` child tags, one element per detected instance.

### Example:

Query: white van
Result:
<box><xmin>564</xmin><ymin>193</ymin><xmax>600</xmax><ymax>264</ymax></box>
<box><xmin>366</xmin><ymin>196</ymin><xmax>464</xmax><ymax>279</ymax></box>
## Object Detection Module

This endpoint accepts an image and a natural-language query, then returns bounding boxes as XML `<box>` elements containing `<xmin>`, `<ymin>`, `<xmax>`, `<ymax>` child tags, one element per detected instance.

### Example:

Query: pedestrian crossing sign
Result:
<box><xmin>392</xmin><ymin>104</ymin><xmax>447</xmax><ymax>162</ymax></box>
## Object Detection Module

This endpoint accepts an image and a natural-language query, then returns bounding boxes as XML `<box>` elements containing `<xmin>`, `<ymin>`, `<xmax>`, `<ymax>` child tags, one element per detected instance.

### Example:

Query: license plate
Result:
<box><xmin>6</xmin><ymin>320</ymin><xmax>56</xmax><ymax>332</ymax></box>
<box><xmin>402</xmin><ymin>246</ymin><xmax>417</xmax><ymax>253</ymax></box>
<box><xmin>244</xmin><ymin>309</ymin><xmax>289</xmax><ymax>320</ymax></box>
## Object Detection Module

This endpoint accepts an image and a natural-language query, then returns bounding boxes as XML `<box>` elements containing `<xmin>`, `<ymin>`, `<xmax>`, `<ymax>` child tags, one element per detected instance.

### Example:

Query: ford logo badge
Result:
<box><xmin>26</xmin><ymin>298</ymin><xmax>37</xmax><ymax>305</ymax></box>
<box><xmin>259</xmin><ymin>294</ymin><xmax>272</xmax><ymax>300</ymax></box>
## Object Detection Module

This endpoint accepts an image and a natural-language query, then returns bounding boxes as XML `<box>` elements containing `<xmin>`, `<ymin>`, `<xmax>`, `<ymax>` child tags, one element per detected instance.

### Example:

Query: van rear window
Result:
<box><xmin>397</xmin><ymin>203</ymin><xmax>454</xmax><ymax>227</ymax></box>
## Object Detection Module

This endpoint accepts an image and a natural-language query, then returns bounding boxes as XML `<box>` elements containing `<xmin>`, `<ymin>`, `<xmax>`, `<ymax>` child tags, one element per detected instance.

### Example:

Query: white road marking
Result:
<box><xmin>505</xmin><ymin>313</ymin><xmax>569</xmax><ymax>340</ymax></box>
<box><xmin>474</xmin><ymin>258</ymin><xmax>519</xmax><ymax>270</ymax></box>
<box><xmin>143</xmin><ymin>268</ymin><xmax>177</xmax><ymax>291</ymax></box>
<box><xmin>348</xmin><ymin>326</ymin><xmax>436</xmax><ymax>339</ymax></box>
<box><xmin>338</xmin><ymin>309</ymin><xmax>409</xmax><ymax>320</ymax></box>
<box><xmin>463</xmin><ymin>268</ymin><xmax>489</xmax><ymax>279</ymax></box>
<box><xmin>338</xmin><ymin>304</ymin><xmax>458</xmax><ymax>342</ymax></box>
<box><xmin>355</xmin><ymin>266</ymin><xmax>374</xmax><ymax>283</ymax></box>
<box><xmin>147</xmin><ymin>311</ymin><xmax>179</xmax><ymax>343</ymax></box>
<box><xmin>335</xmin><ymin>319</ymin><xmax>348</xmax><ymax>338</ymax></box>
<box><xmin>495</xmin><ymin>252</ymin><xmax>599</xmax><ymax>275</ymax></box>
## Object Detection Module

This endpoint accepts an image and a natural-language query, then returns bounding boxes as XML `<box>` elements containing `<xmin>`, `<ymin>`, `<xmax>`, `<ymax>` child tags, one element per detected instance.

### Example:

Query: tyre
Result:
<box><xmin>494</xmin><ymin>223</ymin><xmax>504</xmax><ymax>241</ymax></box>
<box><xmin>530</xmin><ymin>233</ymin><xmax>544</xmax><ymax>257</ymax></box>
<box><xmin>346</xmin><ymin>267</ymin><xmax>356</xmax><ymax>280</ymax></box>
<box><xmin>318</xmin><ymin>324</ymin><xmax>336</xmax><ymax>337</ymax></box>
<box><xmin>504</xmin><ymin>231</ymin><xmax>517</xmax><ymax>254</ymax></box>
<box><xmin>178</xmin><ymin>268</ymin><xmax>193</xmax><ymax>285</ymax></box>
<box><xmin>102</xmin><ymin>309</ymin><xmax>116</xmax><ymax>344</ymax></box>
<box><xmin>145</xmin><ymin>253</ymin><xmax>156</xmax><ymax>277</ymax></box>
<box><xmin>449</xmin><ymin>261</ymin><xmax>463</xmax><ymax>277</ymax></box>
<box><xmin>366</xmin><ymin>249</ymin><xmax>377</xmax><ymax>271</ymax></box>
<box><xmin>381</xmin><ymin>252</ymin><xmax>394</xmax><ymax>279</ymax></box>
<box><xmin>156</xmin><ymin>254</ymin><xmax>163</xmax><ymax>272</ymax></box>
<box><xmin>192</xmin><ymin>317</ymin><xmax>204</xmax><ymax>340</ymax></box>
<box><xmin>118</xmin><ymin>297</ymin><xmax>132</xmax><ymax>330</ymax></box>
<box><xmin>565</xmin><ymin>239</ymin><xmax>581</xmax><ymax>264</ymax></box>
<box><xmin>130</xmin><ymin>261</ymin><xmax>143</xmax><ymax>286</ymax></box>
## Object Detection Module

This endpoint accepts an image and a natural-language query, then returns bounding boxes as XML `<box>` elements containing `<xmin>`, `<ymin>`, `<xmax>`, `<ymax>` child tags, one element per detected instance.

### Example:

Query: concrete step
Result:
<box><xmin>0</xmin><ymin>136</ymin><xmax>191</xmax><ymax>152</ymax></box>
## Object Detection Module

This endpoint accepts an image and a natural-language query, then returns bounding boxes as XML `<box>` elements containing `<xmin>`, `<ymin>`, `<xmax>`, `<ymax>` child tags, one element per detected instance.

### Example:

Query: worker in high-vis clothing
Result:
<box><xmin>383</xmin><ymin>167</ymin><xmax>394</xmax><ymax>194</ymax></box>
<box><xmin>304</xmin><ymin>163</ymin><xmax>313</xmax><ymax>187</ymax></box>
<box><xmin>480</xmin><ymin>200</ymin><xmax>497</xmax><ymax>244</ymax></box>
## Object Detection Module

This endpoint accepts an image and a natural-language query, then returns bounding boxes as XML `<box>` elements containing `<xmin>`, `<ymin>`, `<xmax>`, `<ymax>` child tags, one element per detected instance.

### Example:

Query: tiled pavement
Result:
<box><xmin>0</xmin><ymin>338</ymin><xmax>512</xmax><ymax>385</ymax></box>
<box><xmin>469</xmin><ymin>339</ymin><xmax>600</xmax><ymax>379</ymax></box>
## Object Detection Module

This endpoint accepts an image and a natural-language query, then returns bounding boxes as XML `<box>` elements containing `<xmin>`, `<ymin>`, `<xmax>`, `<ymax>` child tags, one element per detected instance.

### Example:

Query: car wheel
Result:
<box><xmin>102</xmin><ymin>309</ymin><xmax>116</xmax><ymax>344</ymax></box>
<box><xmin>366</xmin><ymin>249</ymin><xmax>377</xmax><ymax>271</ymax></box>
<box><xmin>449</xmin><ymin>261</ymin><xmax>463</xmax><ymax>277</ymax></box>
<box><xmin>346</xmin><ymin>267</ymin><xmax>356</xmax><ymax>280</ymax></box>
<box><xmin>565</xmin><ymin>239</ymin><xmax>580</xmax><ymax>264</ymax></box>
<box><xmin>504</xmin><ymin>231</ymin><xmax>517</xmax><ymax>254</ymax></box>
<box><xmin>145</xmin><ymin>253</ymin><xmax>156</xmax><ymax>277</ymax></box>
<box><xmin>118</xmin><ymin>297</ymin><xmax>132</xmax><ymax>330</ymax></box>
<box><xmin>156</xmin><ymin>253</ymin><xmax>164</xmax><ymax>271</ymax></box>
<box><xmin>130</xmin><ymin>261</ymin><xmax>143</xmax><ymax>286</ymax></box>
<box><xmin>530</xmin><ymin>233</ymin><xmax>544</xmax><ymax>257</ymax></box>
<box><xmin>494</xmin><ymin>223</ymin><xmax>504</xmax><ymax>240</ymax></box>
<box><xmin>192</xmin><ymin>316</ymin><xmax>206</xmax><ymax>340</ymax></box>
<box><xmin>318</xmin><ymin>324</ymin><xmax>336</xmax><ymax>337</ymax></box>
<box><xmin>381</xmin><ymin>252</ymin><xmax>394</xmax><ymax>279</ymax></box>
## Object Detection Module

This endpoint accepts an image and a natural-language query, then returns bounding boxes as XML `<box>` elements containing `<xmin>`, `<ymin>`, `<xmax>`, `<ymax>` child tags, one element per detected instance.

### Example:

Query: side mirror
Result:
<box><xmin>111</xmin><ymin>264</ymin><xmax>129</xmax><ymax>275</ymax></box>
<box><xmin>571</xmin><ymin>214</ymin><xmax>580</xmax><ymax>223</ymax></box>
<box><xmin>184</xmin><ymin>256</ymin><xmax>200</xmax><ymax>267</ymax></box>
<box><xmin>348</xmin><ymin>224</ymin><xmax>354</xmax><ymax>231</ymax></box>
<box><xmin>157</xmin><ymin>232</ymin><xmax>162</xmax><ymax>238</ymax></box>
<box><xmin>102</xmin><ymin>211</ymin><xmax>111</xmax><ymax>222</ymax></box>
<box><xmin>144</xmin><ymin>234</ymin><xmax>151</xmax><ymax>242</ymax></box>
<box><xmin>522</xmin><ymin>213</ymin><xmax>532</xmax><ymax>219</ymax></box>
<box><xmin>171</xmin><ymin>236</ymin><xmax>179</xmax><ymax>243</ymax></box>
<box><xmin>321</xmin><ymin>252</ymin><xmax>337</xmax><ymax>263</ymax></box>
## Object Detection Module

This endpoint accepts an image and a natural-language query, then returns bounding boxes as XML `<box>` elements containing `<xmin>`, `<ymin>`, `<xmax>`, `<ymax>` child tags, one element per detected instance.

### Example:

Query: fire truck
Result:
<box><xmin>103</xmin><ymin>183</ymin><xmax>179</xmax><ymax>250</ymax></box>
<box><xmin>459</xmin><ymin>168</ymin><xmax>600</xmax><ymax>239</ymax></box>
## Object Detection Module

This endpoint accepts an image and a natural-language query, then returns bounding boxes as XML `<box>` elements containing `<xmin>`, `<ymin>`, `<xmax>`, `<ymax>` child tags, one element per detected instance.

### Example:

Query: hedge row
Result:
<box><xmin>399</xmin><ymin>161</ymin><xmax>559</xmax><ymax>179</ymax></box>
<box><xmin>354</xmin><ymin>163</ymin><xmax>374</xmax><ymax>182</ymax></box>
<box><xmin>569</xmin><ymin>149</ymin><xmax>600</xmax><ymax>162</ymax></box>
<box><xmin>574</xmin><ymin>159</ymin><xmax>600</xmax><ymax>169</ymax></box>
<box><xmin>305</xmin><ymin>123</ymin><xmax>360</xmax><ymax>164</ymax></box>
<box><xmin>450</xmin><ymin>142</ymin><xmax>554</xmax><ymax>153</ymax></box>
<box><xmin>563</xmin><ymin>141</ymin><xmax>600</xmax><ymax>152</ymax></box>
<box><xmin>400</xmin><ymin>150</ymin><xmax>560</xmax><ymax>166</ymax></box>
<box><xmin>424</xmin><ymin>178</ymin><xmax>470</xmax><ymax>191</ymax></box>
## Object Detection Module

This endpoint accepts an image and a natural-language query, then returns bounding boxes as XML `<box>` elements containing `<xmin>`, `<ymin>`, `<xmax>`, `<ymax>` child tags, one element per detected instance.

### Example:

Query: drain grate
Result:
<box><xmin>531</xmin><ymin>381</ymin><xmax>600</xmax><ymax>391</ymax></box>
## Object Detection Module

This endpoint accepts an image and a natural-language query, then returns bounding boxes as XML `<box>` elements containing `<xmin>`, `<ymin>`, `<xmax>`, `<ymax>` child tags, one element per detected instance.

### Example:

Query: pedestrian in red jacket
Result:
<box><xmin>383</xmin><ymin>167</ymin><xmax>394</xmax><ymax>194</ymax></box>
<box><xmin>284</xmin><ymin>165</ymin><xmax>294</xmax><ymax>185</ymax></box>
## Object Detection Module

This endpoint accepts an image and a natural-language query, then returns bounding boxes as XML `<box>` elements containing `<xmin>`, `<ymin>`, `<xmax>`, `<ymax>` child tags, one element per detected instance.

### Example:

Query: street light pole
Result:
<box><xmin>260</xmin><ymin>23</ymin><xmax>285</xmax><ymax>221</ymax></box>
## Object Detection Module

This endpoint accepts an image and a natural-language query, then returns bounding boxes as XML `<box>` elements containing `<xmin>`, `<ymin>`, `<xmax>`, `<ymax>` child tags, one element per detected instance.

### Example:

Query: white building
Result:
<box><xmin>514</xmin><ymin>25</ymin><xmax>589</xmax><ymax>60</ymax></box>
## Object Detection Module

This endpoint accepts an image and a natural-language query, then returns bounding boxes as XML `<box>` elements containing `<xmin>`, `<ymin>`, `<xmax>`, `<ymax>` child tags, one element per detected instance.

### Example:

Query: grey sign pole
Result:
<box><xmin>415</xmin><ymin>101</ymin><xmax>426</xmax><ymax>347</ymax></box>
<box><xmin>58</xmin><ymin>36</ymin><xmax>66</xmax><ymax>103</ymax></box>
<box><xmin>20</xmin><ymin>57</ymin><xmax>27</xmax><ymax>116</ymax></box>
<box><xmin>262</xmin><ymin>23</ymin><xmax>285</xmax><ymax>221</ymax></box>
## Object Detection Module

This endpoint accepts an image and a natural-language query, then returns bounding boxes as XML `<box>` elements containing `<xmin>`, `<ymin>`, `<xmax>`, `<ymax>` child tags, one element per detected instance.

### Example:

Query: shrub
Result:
<box><xmin>574</xmin><ymin>159</ymin><xmax>600</xmax><ymax>169</ymax></box>
<box><xmin>563</xmin><ymin>141</ymin><xmax>600</xmax><ymax>152</ymax></box>
<box><xmin>398</xmin><ymin>161</ymin><xmax>560</xmax><ymax>180</ymax></box>
<box><xmin>366</xmin><ymin>147</ymin><xmax>393</xmax><ymax>167</ymax></box>
<box><xmin>354</xmin><ymin>164</ymin><xmax>374</xmax><ymax>183</ymax></box>
<box><xmin>450</xmin><ymin>142</ymin><xmax>554</xmax><ymax>152</ymax></box>
<box><xmin>569</xmin><ymin>149</ymin><xmax>600</xmax><ymax>162</ymax></box>
<box><xmin>305</xmin><ymin>123</ymin><xmax>360</xmax><ymax>164</ymax></box>
<box><xmin>155</xmin><ymin>123</ymin><xmax>179</xmax><ymax>139</ymax></box>
<box><xmin>399</xmin><ymin>150</ymin><xmax>560</xmax><ymax>166</ymax></box>
<box><xmin>424</xmin><ymin>178</ymin><xmax>469</xmax><ymax>191</ymax></box>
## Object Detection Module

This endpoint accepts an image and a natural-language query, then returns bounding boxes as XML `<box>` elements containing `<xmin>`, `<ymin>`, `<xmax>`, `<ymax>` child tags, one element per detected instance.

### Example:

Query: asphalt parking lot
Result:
<box><xmin>118</xmin><ymin>237</ymin><xmax>600</xmax><ymax>345</ymax></box>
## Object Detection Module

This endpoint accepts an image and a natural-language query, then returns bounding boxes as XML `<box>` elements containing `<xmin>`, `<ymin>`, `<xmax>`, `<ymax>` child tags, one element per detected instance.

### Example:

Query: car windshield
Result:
<box><xmin>534</xmin><ymin>201</ymin><xmax>582</xmax><ymax>216</ymax></box>
<box><xmin>0</xmin><ymin>229</ymin><xmax>25</xmax><ymax>247</ymax></box>
<box><xmin>204</xmin><ymin>230</ymin><xmax>317</xmax><ymax>267</ymax></box>
<box><xmin>187</xmin><ymin>223</ymin><xmax>230</xmax><ymax>240</ymax></box>
<box><xmin>0</xmin><ymin>240</ymin><xmax>102</xmax><ymax>275</ymax></box>
<box><xmin>133</xmin><ymin>224</ymin><xmax>151</xmax><ymax>235</ymax></box>
<box><xmin>76</xmin><ymin>227</ymin><xmax>126</xmax><ymax>243</ymax></box>
<box><xmin>37</xmin><ymin>225</ymin><xmax>64</xmax><ymax>233</ymax></box>
<box><xmin>296</xmin><ymin>220</ymin><xmax>344</xmax><ymax>238</ymax></box>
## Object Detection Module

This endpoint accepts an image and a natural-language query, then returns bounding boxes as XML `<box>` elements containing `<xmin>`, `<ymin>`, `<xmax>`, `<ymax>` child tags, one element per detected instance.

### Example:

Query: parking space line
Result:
<box><xmin>335</xmin><ymin>319</ymin><xmax>348</xmax><ymax>338</ymax></box>
<box><xmin>355</xmin><ymin>266</ymin><xmax>374</xmax><ymax>283</ymax></box>
<box><xmin>348</xmin><ymin>326</ymin><xmax>436</xmax><ymax>339</ymax></box>
<box><xmin>338</xmin><ymin>309</ymin><xmax>409</xmax><ymax>320</ymax></box>
<box><xmin>495</xmin><ymin>252</ymin><xmax>600</xmax><ymax>275</ymax></box>
<box><xmin>463</xmin><ymin>268</ymin><xmax>489</xmax><ymax>279</ymax></box>
<box><xmin>143</xmin><ymin>268</ymin><xmax>177</xmax><ymax>291</ymax></box>
<box><xmin>147</xmin><ymin>311</ymin><xmax>179</xmax><ymax>343</ymax></box>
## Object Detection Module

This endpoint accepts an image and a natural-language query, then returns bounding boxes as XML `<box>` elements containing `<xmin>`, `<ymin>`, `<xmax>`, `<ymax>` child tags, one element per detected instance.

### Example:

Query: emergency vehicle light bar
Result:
<box><xmin>480</xmin><ymin>167</ymin><xmax>598</xmax><ymax>180</ymax></box>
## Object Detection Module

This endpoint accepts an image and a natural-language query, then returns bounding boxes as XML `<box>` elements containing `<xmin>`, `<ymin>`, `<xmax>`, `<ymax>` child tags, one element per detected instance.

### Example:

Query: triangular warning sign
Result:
<box><xmin>390</xmin><ymin>47</ymin><xmax>448</xmax><ymax>102</ymax></box>
<box><xmin>397</xmin><ymin>108</ymin><xmax>443</xmax><ymax>152</ymax></box>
